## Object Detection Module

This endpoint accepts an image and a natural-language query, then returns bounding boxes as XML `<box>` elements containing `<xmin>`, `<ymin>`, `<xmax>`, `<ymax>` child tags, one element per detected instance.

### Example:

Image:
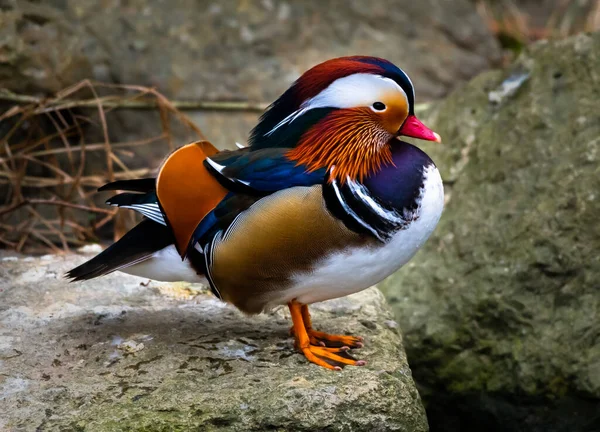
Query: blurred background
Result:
<box><xmin>1</xmin><ymin>0</ymin><xmax>598</xmax><ymax>251</ymax></box>
<box><xmin>1</xmin><ymin>1</ymin><xmax>599</xmax><ymax>431</ymax></box>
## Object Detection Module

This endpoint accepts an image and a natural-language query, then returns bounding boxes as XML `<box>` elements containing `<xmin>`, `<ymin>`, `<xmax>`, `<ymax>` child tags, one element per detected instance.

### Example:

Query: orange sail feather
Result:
<box><xmin>156</xmin><ymin>140</ymin><xmax>228</xmax><ymax>258</ymax></box>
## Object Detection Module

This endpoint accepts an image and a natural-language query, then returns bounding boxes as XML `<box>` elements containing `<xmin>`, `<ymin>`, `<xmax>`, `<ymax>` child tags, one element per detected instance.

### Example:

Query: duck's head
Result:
<box><xmin>249</xmin><ymin>56</ymin><xmax>440</xmax><ymax>182</ymax></box>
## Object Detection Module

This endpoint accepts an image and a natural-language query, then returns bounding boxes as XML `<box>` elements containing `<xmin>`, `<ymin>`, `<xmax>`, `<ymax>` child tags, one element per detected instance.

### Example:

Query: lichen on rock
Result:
<box><xmin>0</xmin><ymin>253</ymin><xmax>428</xmax><ymax>431</ymax></box>
<box><xmin>381</xmin><ymin>32</ymin><xmax>600</xmax><ymax>432</ymax></box>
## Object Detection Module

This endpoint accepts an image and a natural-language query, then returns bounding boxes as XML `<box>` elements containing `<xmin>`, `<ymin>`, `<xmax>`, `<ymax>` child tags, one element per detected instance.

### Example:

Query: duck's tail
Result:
<box><xmin>65</xmin><ymin>219</ymin><xmax>173</xmax><ymax>281</ymax></box>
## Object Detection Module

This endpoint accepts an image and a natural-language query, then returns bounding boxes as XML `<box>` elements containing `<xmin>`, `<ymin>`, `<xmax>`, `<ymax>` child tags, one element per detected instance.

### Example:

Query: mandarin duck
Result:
<box><xmin>67</xmin><ymin>56</ymin><xmax>444</xmax><ymax>370</ymax></box>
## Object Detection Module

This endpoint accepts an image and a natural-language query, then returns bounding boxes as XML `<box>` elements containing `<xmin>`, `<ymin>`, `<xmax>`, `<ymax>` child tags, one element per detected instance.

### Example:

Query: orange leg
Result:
<box><xmin>298</xmin><ymin>304</ymin><xmax>364</xmax><ymax>349</ymax></box>
<box><xmin>288</xmin><ymin>300</ymin><xmax>366</xmax><ymax>370</ymax></box>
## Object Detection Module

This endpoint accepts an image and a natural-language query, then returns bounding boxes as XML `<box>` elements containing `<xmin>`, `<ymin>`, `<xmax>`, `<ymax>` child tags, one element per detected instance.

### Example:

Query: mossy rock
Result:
<box><xmin>381</xmin><ymin>32</ymin><xmax>600</xmax><ymax>432</ymax></box>
<box><xmin>0</xmin><ymin>253</ymin><xmax>427</xmax><ymax>431</ymax></box>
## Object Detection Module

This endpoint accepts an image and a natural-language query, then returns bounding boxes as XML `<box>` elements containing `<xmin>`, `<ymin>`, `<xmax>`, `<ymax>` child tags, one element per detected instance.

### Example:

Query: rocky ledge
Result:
<box><xmin>0</xmin><ymin>251</ymin><xmax>427</xmax><ymax>432</ymax></box>
<box><xmin>381</xmin><ymin>32</ymin><xmax>600</xmax><ymax>432</ymax></box>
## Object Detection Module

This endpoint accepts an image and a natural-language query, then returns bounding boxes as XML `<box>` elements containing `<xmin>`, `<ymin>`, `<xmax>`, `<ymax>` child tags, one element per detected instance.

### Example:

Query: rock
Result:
<box><xmin>3</xmin><ymin>0</ymin><xmax>499</xmax><ymax>101</ymax></box>
<box><xmin>1</xmin><ymin>0</ymin><xmax>500</xmax><ymax>149</ymax></box>
<box><xmin>380</xmin><ymin>33</ymin><xmax>600</xmax><ymax>432</ymax></box>
<box><xmin>0</xmin><ymin>253</ymin><xmax>428</xmax><ymax>432</ymax></box>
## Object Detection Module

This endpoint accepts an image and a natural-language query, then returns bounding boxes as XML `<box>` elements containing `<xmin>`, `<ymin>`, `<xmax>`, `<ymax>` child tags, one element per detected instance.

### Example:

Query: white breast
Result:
<box><xmin>273</xmin><ymin>165</ymin><xmax>444</xmax><ymax>307</ymax></box>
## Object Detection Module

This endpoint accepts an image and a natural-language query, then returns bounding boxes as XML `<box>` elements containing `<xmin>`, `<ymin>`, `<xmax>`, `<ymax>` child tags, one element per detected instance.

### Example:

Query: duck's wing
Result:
<box><xmin>155</xmin><ymin>141</ymin><xmax>229</xmax><ymax>256</ymax></box>
<box><xmin>92</xmin><ymin>140</ymin><xmax>224</xmax><ymax>254</ymax></box>
<box><xmin>105</xmin><ymin>191</ymin><xmax>165</xmax><ymax>226</ymax></box>
<box><xmin>205</xmin><ymin>147</ymin><xmax>326</xmax><ymax>194</ymax></box>
<box><xmin>75</xmin><ymin>142</ymin><xmax>324</xmax><ymax>284</ymax></box>
<box><xmin>187</xmin><ymin>147</ymin><xmax>326</xmax><ymax>246</ymax></box>
<box><xmin>67</xmin><ymin>140</ymin><xmax>224</xmax><ymax>282</ymax></box>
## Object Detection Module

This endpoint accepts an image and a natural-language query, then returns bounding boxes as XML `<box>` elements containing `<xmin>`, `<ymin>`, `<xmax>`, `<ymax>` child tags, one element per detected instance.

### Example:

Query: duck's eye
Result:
<box><xmin>372</xmin><ymin>102</ymin><xmax>386</xmax><ymax>111</ymax></box>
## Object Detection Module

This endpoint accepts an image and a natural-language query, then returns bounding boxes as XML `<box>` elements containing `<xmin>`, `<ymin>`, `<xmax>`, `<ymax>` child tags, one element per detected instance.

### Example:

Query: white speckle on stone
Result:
<box><xmin>118</xmin><ymin>340</ymin><xmax>145</xmax><ymax>354</ymax></box>
<box><xmin>72</xmin><ymin>359</ymin><xmax>86</xmax><ymax>370</ymax></box>
<box><xmin>2</xmin><ymin>256</ymin><xmax>18</xmax><ymax>262</ymax></box>
<box><xmin>277</xmin><ymin>3</ymin><xmax>291</xmax><ymax>20</ymax></box>
<box><xmin>111</xmin><ymin>335</ymin><xmax>123</xmax><ymax>346</ymax></box>
<box><xmin>240</xmin><ymin>25</ymin><xmax>254</xmax><ymax>43</ymax></box>
<box><xmin>0</xmin><ymin>377</ymin><xmax>30</xmax><ymax>400</ymax></box>
<box><xmin>217</xmin><ymin>340</ymin><xmax>256</xmax><ymax>361</ymax></box>
<box><xmin>585</xmin><ymin>137</ymin><xmax>598</xmax><ymax>162</ymax></box>
<box><xmin>384</xmin><ymin>320</ymin><xmax>399</xmax><ymax>329</ymax></box>
<box><xmin>208</xmin><ymin>4</ymin><xmax>222</xmax><ymax>14</ymax></box>
<box><xmin>104</xmin><ymin>351</ymin><xmax>122</xmax><ymax>367</ymax></box>
<box><xmin>261</xmin><ymin>0</ymin><xmax>274</xmax><ymax>11</ymax></box>
<box><xmin>0</xmin><ymin>336</ymin><xmax>19</xmax><ymax>357</ymax></box>
<box><xmin>77</xmin><ymin>244</ymin><xmax>103</xmax><ymax>254</ymax></box>
<box><xmin>19</xmin><ymin>268</ymin><xmax>46</xmax><ymax>283</ymax></box>
<box><xmin>489</xmin><ymin>72</ymin><xmax>529</xmax><ymax>104</ymax></box>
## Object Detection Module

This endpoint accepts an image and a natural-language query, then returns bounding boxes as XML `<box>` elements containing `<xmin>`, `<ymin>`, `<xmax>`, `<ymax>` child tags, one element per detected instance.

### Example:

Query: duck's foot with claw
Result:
<box><xmin>288</xmin><ymin>300</ymin><xmax>366</xmax><ymax>370</ymax></box>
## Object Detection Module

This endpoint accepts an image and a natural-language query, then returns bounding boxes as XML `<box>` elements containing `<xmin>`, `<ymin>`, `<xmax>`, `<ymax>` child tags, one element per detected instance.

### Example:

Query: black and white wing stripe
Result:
<box><xmin>106</xmin><ymin>192</ymin><xmax>167</xmax><ymax>226</ymax></box>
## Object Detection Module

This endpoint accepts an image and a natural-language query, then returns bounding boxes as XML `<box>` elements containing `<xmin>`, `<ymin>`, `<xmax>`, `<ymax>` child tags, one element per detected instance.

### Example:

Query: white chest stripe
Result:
<box><xmin>346</xmin><ymin>177</ymin><xmax>404</xmax><ymax>224</ymax></box>
<box><xmin>331</xmin><ymin>177</ymin><xmax>384</xmax><ymax>242</ymax></box>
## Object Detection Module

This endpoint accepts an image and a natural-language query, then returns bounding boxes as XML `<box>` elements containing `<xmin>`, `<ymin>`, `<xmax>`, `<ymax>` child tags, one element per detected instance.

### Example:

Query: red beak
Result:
<box><xmin>398</xmin><ymin>115</ymin><xmax>442</xmax><ymax>143</ymax></box>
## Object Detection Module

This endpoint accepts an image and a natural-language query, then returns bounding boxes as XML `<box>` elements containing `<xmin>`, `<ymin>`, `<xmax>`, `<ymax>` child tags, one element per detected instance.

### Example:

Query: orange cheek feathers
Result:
<box><xmin>378</xmin><ymin>94</ymin><xmax>409</xmax><ymax>135</ymax></box>
<box><xmin>286</xmin><ymin>108</ymin><xmax>393</xmax><ymax>184</ymax></box>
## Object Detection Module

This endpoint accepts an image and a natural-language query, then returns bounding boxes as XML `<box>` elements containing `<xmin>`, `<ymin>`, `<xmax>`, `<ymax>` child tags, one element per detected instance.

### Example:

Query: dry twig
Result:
<box><xmin>0</xmin><ymin>81</ymin><xmax>207</xmax><ymax>253</ymax></box>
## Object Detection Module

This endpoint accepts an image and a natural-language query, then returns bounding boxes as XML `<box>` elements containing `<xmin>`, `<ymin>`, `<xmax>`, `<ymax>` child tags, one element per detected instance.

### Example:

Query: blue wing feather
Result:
<box><xmin>206</xmin><ymin>147</ymin><xmax>326</xmax><ymax>193</ymax></box>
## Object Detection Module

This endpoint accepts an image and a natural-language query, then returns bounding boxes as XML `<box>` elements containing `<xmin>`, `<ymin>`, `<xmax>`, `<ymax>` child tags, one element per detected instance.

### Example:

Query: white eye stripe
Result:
<box><xmin>265</xmin><ymin>73</ymin><xmax>408</xmax><ymax>136</ymax></box>
<box><xmin>303</xmin><ymin>74</ymin><xmax>407</xmax><ymax>111</ymax></box>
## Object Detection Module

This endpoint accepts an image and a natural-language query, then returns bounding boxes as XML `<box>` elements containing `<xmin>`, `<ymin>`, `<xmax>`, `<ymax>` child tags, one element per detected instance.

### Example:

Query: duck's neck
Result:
<box><xmin>323</xmin><ymin>141</ymin><xmax>435</xmax><ymax>242</ymax></box>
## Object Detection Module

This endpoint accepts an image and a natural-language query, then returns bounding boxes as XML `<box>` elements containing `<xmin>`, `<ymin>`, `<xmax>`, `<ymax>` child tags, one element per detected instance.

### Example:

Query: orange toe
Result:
<box><xmin>288</xmin><ymin>301</ymin><xmax>366</xmax><ymax>370</ymax></box>
<box><xmin>307</xmin><ymin>329</ymin><xmax>364</xmax><ymax>349</ymax></box>
<box><xmin>301</xmin><ymin>344</ymin><xmax>366</xmax><ymax>370</ymax></box>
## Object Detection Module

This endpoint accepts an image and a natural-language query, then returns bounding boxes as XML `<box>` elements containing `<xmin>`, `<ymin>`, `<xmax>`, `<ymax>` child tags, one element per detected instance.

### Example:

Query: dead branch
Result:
<box><xmin>0</xmin><ymin>199</ymin><xmax>117</xmax><ymax>217</ymax></box>
<box><xmin>0</xmin><ymin>88</ymin><xmax>269</xmax><ymax>116</ymax></box>
<box><xmin>0</xmin><ymin>80</ymin><xmax>202</xmax><ymax>252</ymax></box>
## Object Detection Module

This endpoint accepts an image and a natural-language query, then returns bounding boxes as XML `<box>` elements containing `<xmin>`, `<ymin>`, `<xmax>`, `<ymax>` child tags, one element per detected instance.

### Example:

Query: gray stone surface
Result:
<box><xmin>2</xmin><ymin>0</ymin><xmax>500</xmax><ymax>100</ymax></box>
<box><xmin>0</xmin><ymin>251</ymin><xmax>428</xmax><ymax>432</ymax></box>
<box><xmin>381</xmin><ymin>32</ymin><xmax>600</xmax><ymax>431</ymax></box>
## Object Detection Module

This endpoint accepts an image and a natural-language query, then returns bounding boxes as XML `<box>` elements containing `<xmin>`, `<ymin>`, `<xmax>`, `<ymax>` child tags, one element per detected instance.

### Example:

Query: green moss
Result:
<box><xmin>381</xmin><ymin>33</ymin><xmax>600</xmax><ymax>404</ymax></box>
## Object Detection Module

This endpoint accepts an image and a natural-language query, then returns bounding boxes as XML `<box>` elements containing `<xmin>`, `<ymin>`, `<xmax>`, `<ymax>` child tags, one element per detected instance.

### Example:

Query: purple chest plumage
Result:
<box><xmin>322</xmin><ymin>141</ymin><xmax>436</xmax><ymax>242</ymax></box>
<box><xmin>362</xmin><ymin>141</ymin><xmax>435</xmax><ymax>212</ymax></box>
